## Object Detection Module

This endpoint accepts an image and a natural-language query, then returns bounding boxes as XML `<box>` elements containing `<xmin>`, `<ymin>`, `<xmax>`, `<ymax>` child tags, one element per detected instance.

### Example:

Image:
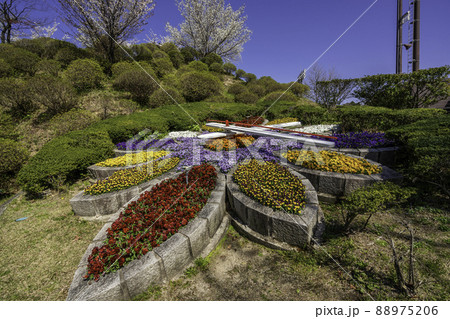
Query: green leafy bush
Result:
<box><xmin>28</xmin><ymin>74</ymin><xmax>78</xmax><ymax>117</ymax></box>
<box><xmin>0</xmin><ymin>44</ymin><xmax>40</xmax><ymax>75</ymax></box>
<box><xmin>152</xmin><ymin>49</ymin><xmax>169</xmax><ymax>60</ymax></box>
<box><xmin>290</xmin><ymin>82</ymin><xmax>310</xmax><ymax>98</ymax></box>
<box><xmin>54</xmin><ymin>46</ymin><xmax>87</xmax><ymax>67</ymax></box>
<box><xmin>0</xmin><ymin>138</ymin><xmax>29</xmax><ymax>194</ymax></box>
<box><xmin>338</xmin><ymin>105</ymin><xmax>446</xmax><ymax>132</ymax></box>
<box><xmin>113</xmin><ymin>69</ymin><xmax>159</xmax><ymax>105</ymax></box>
<box><xmin>209</xmin><ymin>62</ymin><xmax>224</xmax><ymax>74</ymax></box>
<box><xmin>247</xmin><ymin>83</ymin><xmax>265</xmax><ymax>97</ymax></box>
<box><xmin>235</xmin><ymin>91</ymin><xmax>259</xmax><ymax>104</ymax></box>
<box><xmin>148</xmin><ymin>87</ymin><xmax>185</xmax><ymax>108</ymax></box>
<box><xmin>152</xmin><ymin>57</ymin><xmax>174</xmax><ymax>78</ymax></box>
<box><xmin>130</xmin><ymin>43</ymin><xmax>154</xmax><ymax>61</ymax></box>
<box><xmin>0</xmin><ymin>78</ymin><xmax>37</xmax><ymax>118</ymax></box>
<box><xmin>201</xmin><ymin>52</ymin><xmax>223</xmax><ymax>66</ymax></box>
<box><xmin>180</xmin><ymin>71</ymin><xmax>222</xmax><ymax>102</ymax></box>
<box><xmin>0</xmin><ymin>58</ymin><xmax>12</xmax><ymax>77</ymax></box>
<box><xmin>63</xmin><ymin>59</ymin><xmax>104</xmax><ymax>92</ymax></box>
<box><xmin>33</xmin><ymin>59</ymin><xmax>62</xmax><ymax>76</ymax></box>
<box><xmin>228</xmin><ymin>83</ymin><xmax>247</xmax><ymax>95</ymax></box>
<box><xmin>263</xmin><ymin>90</ymin><xmax>298</xmax><ymax>104</ymax></box>
<box><xmin>257</xmin><ymin>76</ymin><xmax>283</xmax><ymax>94</ymax></box>
<box><xmin>111</xmin><ymin>61</ymin><xmax>138</xmax><ymax>78</ymax></box>
<box><xmin>187</xmin><ymin>60</ymin><xmax>208</xmax><ymax>72</ymax></box>
<box><xmin>243</xmin><ymin>73</ymin><xmax>257</xmax><ymax>83</ymax></box>
<box><xmin>17</xmin><ymin>130</ymin><xmax>114</xmax><ymax>195</ymax></box>
<box><xmin>223</xmin><ymin>62</ymin><xmax>237</xmax><ymax>75</ymax></box>
<box><xmin>340</xmin><ymin>182</ymin><xmax>414</xmax><ymax>231</ymax></box>
<box><xmin>0</xmin><ymin>112</ymin><xmax>17</xmax><ymax>139</ymax></box>
<box><xmin>180</xmin><ymin>47</ymin><xmax>199</xmax><ymax>63</ymax></box>
<box><xmin>353</xmin><ymin>66</ymin><xmax>450</xmax><ymax>108</ymax></box>
<box><xmin>235</xmin><ymin>69</ymin><xmax>246</xmax><ymax>80</ymax></box>
<box><xmin>387</xmin><ymin>116</ymin><xmax>450</xmax><ymax>197</ymax></box>
<box><xmin>167</xmin><ymin>49</ymin><xmax>184</xmax><ymax>69</ymax></box>
<box><xmin>48</xmin><ymin>108</ymin><xmax>98</xmax><ymax>137</ymax></box>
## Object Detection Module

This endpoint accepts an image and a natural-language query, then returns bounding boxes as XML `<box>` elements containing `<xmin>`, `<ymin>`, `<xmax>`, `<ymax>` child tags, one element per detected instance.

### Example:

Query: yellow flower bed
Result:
<box><xmin>85</xmin><ymin>157</ymin><xmax>179</xmax><ymax>195</ymax></box>
<box><xmin>233</xmin><ymin>160</ymin><xmax>306</xmax><ymax>215</ymax></box>
<box><xmin>202</xmin><ymin>124</ymin><xmax>224</xmax><ymax>132</ymax></box>
<box><xmin>266</xmin><ymin>117</ymin><xmax>298</xmax><ymax>125</ymax></box>
<box><xmin>95</xmin><ymin>150</ymin><xmax>170</xmax><ymax>167</ymax></box>
<box><xmin>282</xmin><ymin>150</ymin><xmax>382</xmax><ymax>175</ymax></box>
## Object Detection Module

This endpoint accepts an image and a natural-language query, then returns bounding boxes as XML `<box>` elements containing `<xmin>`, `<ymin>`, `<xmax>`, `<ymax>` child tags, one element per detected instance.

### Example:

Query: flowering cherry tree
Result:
<box><xmin>166</xmin><ymin>0</ymin><xmax>251</xmax><ymax>61</ymax></box>
<box><xmin>57</xmin><ymin>0</ymin><xmax>155</xmax><ymax>64</ymax></box>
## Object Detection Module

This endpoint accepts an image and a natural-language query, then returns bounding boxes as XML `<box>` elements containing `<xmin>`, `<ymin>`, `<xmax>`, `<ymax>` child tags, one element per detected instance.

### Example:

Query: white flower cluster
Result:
<box><xmin>294</xmin><ymin>124</ymin><xmax>340</xmax><ymax>134</ymax></box>
<box><xmin>167</xmin><ymin>131</ymin><xmax>199</xmax><ymax>138</ymax></box>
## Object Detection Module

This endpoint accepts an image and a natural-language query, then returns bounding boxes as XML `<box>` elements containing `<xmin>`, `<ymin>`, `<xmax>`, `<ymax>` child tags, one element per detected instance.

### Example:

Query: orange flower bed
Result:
<box><xmin>205</xmin><ymin>135</ymin><xmax>255</xmax><ymax>151</ymax></box>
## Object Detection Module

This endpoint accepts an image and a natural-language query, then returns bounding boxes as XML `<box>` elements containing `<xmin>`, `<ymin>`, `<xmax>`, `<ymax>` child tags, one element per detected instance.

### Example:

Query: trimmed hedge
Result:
<box><xmin>387</xmin><ymin>115</ymin><xmax>450</xmax><ymax>196</ymax></box>
<box><xmin>0</xmin><ymin>138</ymin><xmax>29</xmax><ymax>194</ymax></box>
<box><xmin>264</xmin><ymin>102</ymin><xmax>331</xmax><ymax>125</ymax></box>
<box><xmin>338</xmin><ymin>105</ymin><xmax>446</xmax><ymax>132</ymax></box>
<box><xmin>63</xmin><ymin>59</ymin><xmax>104</xmax><ymax>92</ymax></box>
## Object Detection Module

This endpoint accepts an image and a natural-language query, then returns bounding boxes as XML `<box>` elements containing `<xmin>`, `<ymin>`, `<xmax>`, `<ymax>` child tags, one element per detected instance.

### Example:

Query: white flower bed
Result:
<box><xmin>166</xmin><ymin>131</ymin><xmax>199</xmax><ymax>138</ymax></box>
<box><xmin>294</xmin><ymin>124</ymin><xmax>340</xmax><ymax>134</ymax></box>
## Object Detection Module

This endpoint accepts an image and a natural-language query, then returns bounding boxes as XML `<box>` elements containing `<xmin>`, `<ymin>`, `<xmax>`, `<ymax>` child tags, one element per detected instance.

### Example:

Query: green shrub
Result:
<box><xmin>33</xmin><ymin>59</ymin><xmax>62</xmax><ymax>76</ymax></box>
<box><xmin>113</xmin><ymin>69</ymin><xmax>159</xmax><ymax>105</ymax></box>
<box><xmin>201</xmin><ymin>53</ymin><xmax>223</xmax><ymax>66</ymax></box>
<box><xmin>235</xmin><ymin>91</ymin><xmax>259</xmax><ymax>104</ymax></box>
<box><xmin>152</xmin><ymin>49</ymin><xmax>169</xmax><ymax>60</ymax></box>
<box><xmin>28</xmin><ymin>74</ymin><xmax>78</xmax><ymax>117</ymax></box>
<box><xmin>257</xmin><ymin>76</ymin><xmax>283</xmax><ymax>94</ymax></box>
<box><xmin>0</xmin><ymin>44</ymin><xmax>40</xmax><ymax>75</ymax></box>
<box><xmin>263</xmin><ymin>90</ymin><xmax>298</xmax><ymax>104</ymax></box>
<box><xmin>54</xmin><ymin>46</ymin><xmax>86</xmax><ymax>67</ymax></box>
<box><xmin>180</xmin><ymin>47</ymin><xmax>199</xmax><ymax>63</ymax></box>
<box><xmin>0</xmin><ymin>112</ymin><xmax>17</xmax><ymax>139</ymax></box>
<box><xmin>187</xmin><ymin>60</ymin><xmax>208</xmax><ymax>72</ymax></box>
<box><xmin>161</xmin><ymin>73</ymin><xmax>180</xmax><ymax>89</ymax></box>
<box><xmin>111</xmin><ymin>61</ymin><xmax>137</xmax><ymax>78</ymax></box>
<box><xmin>235</xmin><ymin>69</ymin><xmax>245</xmax><ymax>80</ymax></box>
<box><xmin>209</xmin><ymin>62</ymin><xmax>224</xmax><ymax>73</ymax></box>
<box><xmin>228</xmin><ymin>83</ymin><xmax>247</xmax><ymax>95</ymax></box>
<box><xmin>0</xmin><ymin>58</ymin><xmax>12</xmax><ymax>77</ymax></box>
<box><xmin>290</xmin><ymin>82</ymin><xmax>310</xmax><ymax>98</ymax></box>
<box><xmin>160</xmin><ymin>42</ymin><xmax>178</xmax><ymax>53</ymax></box>
<box><xmin>0</xmin><ymin>78</ymin><xmax>37</xmax><ymax>118</ymax></box>
<box><xmin>180</xmin><ymin>71</ymin><xmax>222</xmax><ymax>102</ymax></box>
<box><xmin>243</xmin><ymin>73</ymin><xmax>257</xmax><ymax>83</ymax></box>
<box><xmin>17</xmin><ymin>130</ymin><xmax>114</xmax><ymax>195</ymax></box>
<box><xmin>130</xmin><ymin>43</ymin><xmax>154</xmax><ymax>61</ymax></box>
<box><xmin>340</xmin><ymin>182</ymin><xmax>414</xmax><ymax>231</ymax></box>
<box><xmin>338</xmin><ymin>105</ymin><xmax>446</xmax><ymax>132</ymax></box>
<box><xmin>264</xmin><ymin>102</ymin><xmax>330</xmax><ymax>125</ymax></box>
<box><xmin>247</xmin><ymin>83</ymin><xmax>265</xmax><ymax>97</ymax></box>
<box><xmin>204</xmin><ymin>94</ymin><xmax>234</xmax><ymax>103</ymax></box>
<box><xmin>63</xmin><ymin>59</ymin><xmax>104</xmax><ymax>92</ymax></box>
<box><xmin>48</xmin><ymin>109</ymin><xmax>98</xmax><ymax>137</ymax></box>
<box><xmin>223</xmin><ymin>62</ymin><xmax>237</xmax><ymax>75</ymax></box>
<box><xmin>387</xmin><ymin>116</ymin><xmax>450</xmax><ymax>197</ymax></box>
<box><xmin>148</xmin><ymin>87</ymin><xmax>185</xmax><ymax>108</ymax></box>
<box><xmin>0</xmin><ymin>138</ymin><xmax>29</xmax><ymax>194</ymax></box>
<box><xmin>152</xmin><ymin>57</ymin><xmax>174</xmax><ymax>78</ymax></box>
<box><xmin>353</xmin><ymin>66</ymin><xmax>450</xmax><ymax>109</ymax></box>
<box><xmin>168</xmin><ymin>49</ymin><xmax>184</xmax><ymax>69</ymax></box>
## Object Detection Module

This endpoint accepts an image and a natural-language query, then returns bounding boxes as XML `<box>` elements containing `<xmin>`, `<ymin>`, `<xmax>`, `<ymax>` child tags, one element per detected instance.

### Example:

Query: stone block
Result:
<box><xmin>70</xmin><ymin>192</ymin><xmax>98</xmax><ymax>217</ymax></box>
<box><xmin>232</xmin><ymin>192</ymin><xmax>248</xmax><ymax>224</ymax></box>
<box><xmin>296</xmin><ymin>168</ymin><xmax>320</xmax><ymax>191</ymax></box>
<box><xmin>179</xmin><ymin>218</ymin><xmax>209</xmax><ymax>258</ymax></box>
<box><xmin>93</xmin><ymin>222</ymin><xmax>112</xmax><ymax>242</ymax></box>
<box><xmin>366</xmin><ymin>150</ymin><xmax>380</xmax><ymax>162</ymax></box>
<box><xmin>246</xmin><ymin>202</ymin><xmax>272</xmax><ymax>236</ymax></box>
<box><xmin>338</xmin><ymin>148</ymin><xmax>359</xmax><ymax>156</ymax></box>
<box><xmin>208</xmin><ymin>190</ymin><xmax>226</xmax><ymax>211</ymax></box>
<box><xmin>94</xmin><ymin>194</ymin><xmax>119</xmax><ymax>216</ymax></box>
<box><xmin>197</xmin><ymin>203</ymin><xmax>222</xmax><ymax>237</ymax></box>
<box><xmin>378</xmin><ymin>148</ymin><xmax>396</xmax><ymax>167</ymax></box>
<box><xmin>318</xmin><ymin>172</ymin><xmax>346</xmax><ymax>196</ymax></box>
<box><xmin>358</xmin><ymin>148</ymin><xmax>370</xmax><ymax>158</ymax></box>
<box><xmin>272</xmin><ymin>212</ymin><xmax>309</xmax><ymax>247</ymax></box>
<box><xmin>344</xmin><ymin>174</ymin><xmax>372</xmax><ymax>195</ymax></box>
<box><xmin>305</xmin><ymin>190</ymin><xmax>319</xmax><ymax>205</ymax></box>
<box><xmin>153</xmin><ymin>233</ymin><xmax>192</xmax><ymax>280</ymax></box>
<box><xmin>123</xmin><ymin>251</ymin><xmax>166</xmax><ymax>298</ymax></box>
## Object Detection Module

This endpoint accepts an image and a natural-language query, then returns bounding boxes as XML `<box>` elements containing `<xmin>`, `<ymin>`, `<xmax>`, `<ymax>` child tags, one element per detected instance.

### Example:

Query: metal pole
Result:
<box><xmin>412</xmin><ymin>0</ymin><xmax>420</xmax><ymax>71</ymax></box>
<box><xmin>396</xmin><ymin>0</ymin><xmax>403</xmax><ymax>74</ymax></box>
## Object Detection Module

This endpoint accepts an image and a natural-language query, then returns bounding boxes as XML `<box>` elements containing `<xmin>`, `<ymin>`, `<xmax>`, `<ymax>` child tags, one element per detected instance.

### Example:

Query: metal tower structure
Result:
<box><xmin>396</xmin><ymin>0</ymin><xmax>420</xmax><ymax>74</ymax></box>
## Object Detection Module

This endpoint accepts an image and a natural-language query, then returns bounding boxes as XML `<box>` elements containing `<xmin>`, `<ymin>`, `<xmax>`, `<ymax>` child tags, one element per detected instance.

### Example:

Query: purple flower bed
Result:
<box><xmin>115</xmin><ymin>138</ymin><xmax>177</xmax><ymax>151</ymax></box>
<box><xmin>330</xmin><ymin>131</ymin><xmax>395</xmax><ymax>148</ymax></box>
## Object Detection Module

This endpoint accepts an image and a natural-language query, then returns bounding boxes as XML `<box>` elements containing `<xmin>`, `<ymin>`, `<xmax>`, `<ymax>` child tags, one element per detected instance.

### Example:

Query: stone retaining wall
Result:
<box><xmin>67</xmin><ymin>169</ymin><xmax>228</xmax><ymax>301</ymax></box>
<box><xmin>226</xmin><ymin>164</ymin><xmax>323</xmax><ymax>247</ymax></box>
<box><xmin>284</xmin><ymin>154</ymin><xmax>402</xmax><ymax>202</ymax></box>
<box><xmin>70</xmin><ymin>170</ymin><xmax>178</xmax><ymax>218</ymax></box>
<box><xmin>87</xmin><ymin>161</ymin><xmax>154</xmax><ymax>180</ymax></box>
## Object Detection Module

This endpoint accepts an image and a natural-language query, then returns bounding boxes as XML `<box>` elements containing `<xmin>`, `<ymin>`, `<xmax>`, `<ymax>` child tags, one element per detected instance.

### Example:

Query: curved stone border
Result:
<box><xmin>312</xmin><ymin>146</ymin><xmax>399</xmax><ymax>167</ymax></box>
<box><xmin>70</xmin><ymin>169</ymin><xmax>177</xmax><ymax>218</ymax></box>
<box><xmin>67</xmin><ymin>168</ymin><xmax>228</xmax><ymax>301</ymax></box>
<box><xmin>283</xmin><ymin>154</ymin><xmax>403</xmax><ymax>203</ymax></box>
<box><xmin>226</xmin><ymin>164</ymin><xmax>323</xmax><ymax>248</ymax></box>
<box><xmin>87</xmin><ymin>161</ymin><xmax>156</xmax><ymax>180</ymax></box>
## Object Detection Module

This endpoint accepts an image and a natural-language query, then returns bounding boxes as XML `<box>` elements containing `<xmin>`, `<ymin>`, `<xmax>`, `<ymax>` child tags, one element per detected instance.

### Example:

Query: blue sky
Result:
<box><xmin>44</xmin><ymin>0</ymin><xmax>450</xmax><ymax>83</ymax></box>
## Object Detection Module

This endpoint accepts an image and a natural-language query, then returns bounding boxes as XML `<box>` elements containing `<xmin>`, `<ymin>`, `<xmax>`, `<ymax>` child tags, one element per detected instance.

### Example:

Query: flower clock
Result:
<box><xmin>233</xmin><ymin>159</ymin><xmax>306</xmax><ymax>215</ymax></box>
<box><xmin>266</xmin><ymin>117</ymin><xmax>298</xmax><ymax>125</ymax></box>
<box><xmin>85</xmin><ymin>163</ymin><xmax>217</xmax><ymax>281</ymax></box>
<box><xmin>283</xmin><ymin>150</ymin><xmax>382</xmax><ymax>175</ymax></box>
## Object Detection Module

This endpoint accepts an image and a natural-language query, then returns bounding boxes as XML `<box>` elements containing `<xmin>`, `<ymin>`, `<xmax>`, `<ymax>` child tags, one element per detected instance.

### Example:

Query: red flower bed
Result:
<box><xmin>85</xmin><ymin>164</ymin><xmax>217</xmax><ymax>281</ymax></box>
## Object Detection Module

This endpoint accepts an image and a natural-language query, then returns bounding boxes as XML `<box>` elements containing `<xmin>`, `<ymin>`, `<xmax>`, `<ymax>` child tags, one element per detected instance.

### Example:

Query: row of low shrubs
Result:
<box><xmin>386</xmin><ymin>115</ymin><xmax>450</xmax><ymax>197</ymax></box>
<box><xmin>16</xmin><ymin>102</ymin><xmax>448</xmax><ymax>196</ymax></box>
